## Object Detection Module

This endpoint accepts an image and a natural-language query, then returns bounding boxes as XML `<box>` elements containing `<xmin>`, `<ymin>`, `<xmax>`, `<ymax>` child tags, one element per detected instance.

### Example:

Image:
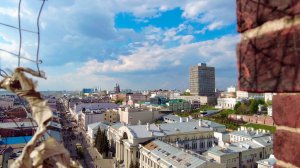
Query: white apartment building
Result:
<box><xmin>207</xmin><ymin>136</ymin><xmax>273</xmax><ymax>168</ymax></box>
<box><xmin>70</xmin><ymin>102</ymin><xmax>119</xmax><ymax>121</ymax></box>
<box><xmin>216</xmin><ymin>98</ymin><xmax>237</xmax><ymax>109</ymax></box>
<box><xmin>80</xmin><ymin>110</ymin><xmax>105</xmax><ymax>130</ymax></box>
<box><xmin>108</xmin><ymin>120</ymin><xmax>216</xmax><ymax>168</ymax></box>
<box><xmin>236</xmin><ymin>91</ymin><xmax>264</xmax><ymax>99</ymax></box>
<box><xmin>162</xmin><ymin>114</ymin><xmax>226</xmax><ymax>133</ymax></box>
<box><xmin>139</xmin><ymin>140</ymin><xmax>225</xmax><ymax>168</ymax></box>
<box><xmin>229</xmin><ymin>127</ymin><xmax>271</xmax><ymax>143</ymax></box>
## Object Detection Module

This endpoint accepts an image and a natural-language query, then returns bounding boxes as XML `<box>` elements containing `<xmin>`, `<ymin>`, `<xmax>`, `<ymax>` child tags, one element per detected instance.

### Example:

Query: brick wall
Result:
<box><xmin>236</xmin><ymin>0</ymin><xmax>300</xmax><ymax>167</ymax></box>
<box><xmin>228</xmin><ymin>114</ymin><xmax>274</xmax><ymax>126</ymax></box>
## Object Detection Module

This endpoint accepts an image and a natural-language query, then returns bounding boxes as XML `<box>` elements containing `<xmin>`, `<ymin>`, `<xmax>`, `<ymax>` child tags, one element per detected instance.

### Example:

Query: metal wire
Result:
<box><xmin>0</xmin><ymin>22</ymin><xmax>37</xmax><ymax>34</ymax></box>
<box><xmin>0</xmin><ymin>0</ymin><xmax>46</xmax><ymax>75</ymax></box>
<box><xmin>0</xmin><ymin>49</ymin><xmax>42</xmax><ymax>64</ymax></box>
<box><xmin>36</xmin><ymin>0</ymin><xmax>46</xmax><ymax>75</ymax></box>
<box><xmin>18</xmin><ymin>0</ymin><xmax>22</xmax><ymax>67</ymax></box>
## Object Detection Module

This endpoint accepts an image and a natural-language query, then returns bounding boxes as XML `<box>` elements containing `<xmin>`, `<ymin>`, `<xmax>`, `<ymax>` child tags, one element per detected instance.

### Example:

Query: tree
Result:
<box><xmin>99</xmin><ymin>130</ymin><xmax>110</xmax><ymax>157</ymax></box>
<box><xmin>115</xmin><ymin>99</ymin><xmax>123</xmax><ymax>104</ymax></box>
<box><xmin>249</xmin><ymin>99</ymin><xmax>259</xmax><ymax>114</ymax></box>
<box><xmin>95</xmin><ymin>128</ymin><xmax>102</xmax><ymax>153</ymax></box>
<box><xmin>234</xmin><ymin>102</ymin><xmax>241</xmax><ymax>111</ymax></box>
<box><xmin>236</xmin><ymin>104</ymin><xmax>248</xmax><ymax>114</ymax></box>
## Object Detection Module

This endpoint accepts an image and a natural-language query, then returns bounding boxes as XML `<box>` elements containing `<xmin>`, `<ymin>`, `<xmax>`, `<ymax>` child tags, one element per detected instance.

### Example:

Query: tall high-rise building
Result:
<box><xmin>189</xmin><ymin>63</ymin><xmax>215</xmax><ymax>96</ymax></box>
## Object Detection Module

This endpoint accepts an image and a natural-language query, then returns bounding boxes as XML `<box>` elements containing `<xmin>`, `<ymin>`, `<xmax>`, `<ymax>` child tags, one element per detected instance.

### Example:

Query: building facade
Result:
<box><xmin>108</xmin><ymin>120</ymin><xmax>216</xmax><ymax>168</ymax></box>
<box><xmin>189</xmin><ymin>63</ymin><xmax>215</xmax><ymax>96</ymax></box>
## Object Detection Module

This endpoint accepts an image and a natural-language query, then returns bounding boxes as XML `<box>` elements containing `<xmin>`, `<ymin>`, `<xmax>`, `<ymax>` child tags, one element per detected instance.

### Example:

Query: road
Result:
<box><xmin>58</xmin><ymin>100</ymin><xmax>115</xmax><ymax>168</ymax></box>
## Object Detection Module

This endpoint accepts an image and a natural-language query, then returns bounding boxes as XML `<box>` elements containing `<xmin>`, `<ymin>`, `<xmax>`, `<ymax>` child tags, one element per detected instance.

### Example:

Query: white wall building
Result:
<box><xmin>267</xmin><ymin>106</ymin><xmax>272</xmax><ymax>117</ymax></box>
<box><xmin>207</xmin><ymin>136</ymin><xmax>273</xmax><ymax>168</ymax></box>
<box><xmin>236</xmin><ymin>91</ymin><xmax>264</xmax><ymax>99</ymax></box>
<box><xmin>229</xmin><ymin>127</ymin><xmax>271</xmax><ymax>143</ymax></box>
<box><xmin>139</xmin><ymin>140</ymin><xmax>225</xmax><ymax>168</ymax></box>
<box><xmin>108</xmin><ymin>120</ymin><xmax>216</xmax><ymax>168</ymax></box>
<box><xmin>80</xmin><ymin>110</ymin><xmax>105</xmax><ymax>130</ymax></box>
<box><xmin>216</xmin><ymin>98</ymin><xmax>237</xmax><ymax>109</ymax></box>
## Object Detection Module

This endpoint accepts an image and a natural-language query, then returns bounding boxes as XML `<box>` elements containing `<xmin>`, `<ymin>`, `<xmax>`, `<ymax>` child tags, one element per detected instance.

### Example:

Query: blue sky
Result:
<box><xmin>0</xmin><ymin>0</ymin><xmax>239</xmax><ymax>91</ymax></box>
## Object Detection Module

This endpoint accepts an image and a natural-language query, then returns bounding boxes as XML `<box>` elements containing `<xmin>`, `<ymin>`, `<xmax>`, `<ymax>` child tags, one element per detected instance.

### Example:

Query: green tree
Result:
<box><xmin>115</xmin><ymin>99</ymin><xmax>123</xmax><ymax>104</ymax></box>
<box><xmin>95</xmin><ymin>127</ymin><xmax>102</xmax><ymax>151</ymax></box>
<box><xmin>99</xmin><ymin>130</ymin><xmax>110</xmax><ymax>157</ymax></box>
<box><xmin>234</xmin><ymin>102</ymin><xmax>241</xmax><ymax>111</ymax></box>
<box><xmin>236</xmin><ymin>104</ymin><xmax>248</xmax><ymax>114</ymax></box>
<box><xmin>249</xmin><ymin>99</ymin><xmax>259</xmax><ymax>114</ymax></box>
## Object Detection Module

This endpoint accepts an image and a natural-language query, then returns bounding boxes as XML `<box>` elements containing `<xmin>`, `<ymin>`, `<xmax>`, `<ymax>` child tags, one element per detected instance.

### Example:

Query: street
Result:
<box><xmin>57</xmin><ymin>100</ymin><xmax>115</xmax><ymax>168</ymax></box>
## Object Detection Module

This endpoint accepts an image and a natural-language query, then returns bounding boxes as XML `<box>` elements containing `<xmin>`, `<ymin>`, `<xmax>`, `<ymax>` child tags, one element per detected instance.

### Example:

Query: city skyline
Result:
<box><xmin>0</xmin><ymin>0</ymin><xmax>238</xmax><ymax>91</ymax></box>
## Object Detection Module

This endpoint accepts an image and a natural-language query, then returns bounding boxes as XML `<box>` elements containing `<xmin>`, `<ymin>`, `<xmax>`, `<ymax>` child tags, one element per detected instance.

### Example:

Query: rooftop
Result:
<box><xmin>126</xmin><ymin>121</ymin><xmax>214</xmax><ymax>139</ymax></box>
<box><xmin>142</xmin><ymin>140</ymin><xmax>206</xmax><ymax>168</ymax></box>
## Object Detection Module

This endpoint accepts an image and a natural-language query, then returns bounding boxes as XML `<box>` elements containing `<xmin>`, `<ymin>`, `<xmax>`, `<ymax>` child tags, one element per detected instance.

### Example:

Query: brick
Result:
<box><xmin>274</xmin><ymin>130</ymin><xmax>300</xmax><ymax>167</ymax></box>
<box><xmin>237</xmin><ymin>0</ymin><xmax>300</xmax><ymax>32</ymax></box>
<box><xmin>238</xmin><ymin>25</ymin><xmax>300</xmax><ymax>92</ymax></box>
<box><xmin>273</xmin><ymin>95</ymin><xmax>300</xmax><ymax>128</ymax></box>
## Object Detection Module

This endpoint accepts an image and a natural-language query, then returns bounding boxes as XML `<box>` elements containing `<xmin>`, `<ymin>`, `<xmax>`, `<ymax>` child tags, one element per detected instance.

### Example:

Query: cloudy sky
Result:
<box><xmin>0</xmin><ymin>0</ymin><xmax>239</xmax><ymax>91</ymax></box>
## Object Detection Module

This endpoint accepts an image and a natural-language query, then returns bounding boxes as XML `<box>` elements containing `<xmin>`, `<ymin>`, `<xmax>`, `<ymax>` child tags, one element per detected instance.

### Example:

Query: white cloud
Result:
<box><xmin>79</xmin><ymin>34</ymin><xmax>239</xmax><ymax>74</ymax></box>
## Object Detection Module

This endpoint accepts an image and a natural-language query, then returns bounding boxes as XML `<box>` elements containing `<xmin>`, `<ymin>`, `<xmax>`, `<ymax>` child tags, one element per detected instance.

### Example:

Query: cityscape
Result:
<box><xmin>0</xmin><ymin>1</ymin><xmax>299</xmax><ymax>168</ymax></box>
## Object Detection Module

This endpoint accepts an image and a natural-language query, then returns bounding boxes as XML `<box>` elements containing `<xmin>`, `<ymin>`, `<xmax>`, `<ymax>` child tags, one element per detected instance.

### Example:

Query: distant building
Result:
<box><xmin>80</xmin><ymin>110</ymin><xmax>105</xmax><ymax>130</ymax></box>
<box><xmin>189</xmin><ymin>63</ymin><xmax>215</xmax><ymax>96</ymax></box>
<box><xmin>150</xmin><ymin>96</ymin><xmax>168</xmax><ymax>105</ymax></box>
<box><xmin>82</xmin><ymin>88</ymin><xmax>95</xmax><ymax>95</ymax></box>
<box><xmin>216</xmin><ymin>98</ymin><xmax>237</xmax><ymax>110</ymax></box>
<box><xmin>114</xmin><ymin>83</ymin><xmax>121</xmax><ymax>93</ymax></box>
<box><xmin>167</xmin><ymin>99</ymin><xmax>192</xmax><ymax>112</ymax></box>
<box><xmin>118</xmin><ymin>107</ymin><xmax>164</xmax><ymax>125</ymax></box>
<box><xmin>103</xmin><ymin>109</ymin><xmax>119</xmax><ymax>123</ymax></box>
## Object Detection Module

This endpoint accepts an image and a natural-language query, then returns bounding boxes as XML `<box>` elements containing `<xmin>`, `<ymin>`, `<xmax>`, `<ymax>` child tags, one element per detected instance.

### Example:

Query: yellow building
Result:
<box><xmin>104</xmin><ymin>109</ymin><xmax>119</xmax><ymax>123</ymax></box>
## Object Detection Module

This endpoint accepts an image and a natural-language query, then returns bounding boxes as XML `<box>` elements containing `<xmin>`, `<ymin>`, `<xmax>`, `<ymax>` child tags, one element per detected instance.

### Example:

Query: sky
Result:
<box><xmin>0</xmin><ymin>0</ymin><xmax>239</xmax><ymax>91</ymax></box>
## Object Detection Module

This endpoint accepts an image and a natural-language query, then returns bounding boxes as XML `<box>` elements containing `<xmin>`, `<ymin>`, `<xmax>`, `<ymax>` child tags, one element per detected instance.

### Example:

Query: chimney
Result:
<box><xmin>146</xmin><ymin>123</ymin><xmax>150</xmax><ymax>131</ymax></box>
<box><xmin>180</xmin><ymin>117</ymin><xmax>183</xmax><ymax>123</ymax></box>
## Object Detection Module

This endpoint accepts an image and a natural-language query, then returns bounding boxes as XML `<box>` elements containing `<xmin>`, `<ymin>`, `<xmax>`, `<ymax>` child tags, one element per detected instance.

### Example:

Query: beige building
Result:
<box><xmin>104</xmin><ymin>109</ymin><xmax>119</xmax><ymax>123</ymax></box>
<box><xmin>189</xmin><ymin>63</ymin><xmax>215</xmax><ymax>96</ymax></box>
<box><xmin>207</xmin><ymin>136</ymin><xmax>273</xmax><ymax>168</ymax></box>
<box><xmin>139</xmin><ymin>140</ymin><xmax>225</xmax><ymax>168</ymax></box>
<box><xmin>118</xmin><ymin>107</ymin><xmax>164</xmax><ymax>125</ymax></box>
<box><xmin>108</xmin><ymin>120</ymin><xmax>216</xmax><ymax>168</ymax></box>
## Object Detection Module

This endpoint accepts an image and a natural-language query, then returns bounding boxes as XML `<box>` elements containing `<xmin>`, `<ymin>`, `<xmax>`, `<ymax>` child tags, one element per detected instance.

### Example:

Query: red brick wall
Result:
<box><xmin>237</xmin><ymin>0</ymin><xmax>300</xmax><ymax>167</ymax></box>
